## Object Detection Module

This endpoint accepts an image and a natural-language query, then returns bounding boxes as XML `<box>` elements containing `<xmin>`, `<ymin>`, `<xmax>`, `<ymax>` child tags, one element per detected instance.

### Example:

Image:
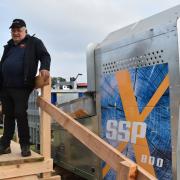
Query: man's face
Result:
<box><xmin>11</xmin><ymin>27</ymin><xmax>26</xmax><ymax>44</ymax></box>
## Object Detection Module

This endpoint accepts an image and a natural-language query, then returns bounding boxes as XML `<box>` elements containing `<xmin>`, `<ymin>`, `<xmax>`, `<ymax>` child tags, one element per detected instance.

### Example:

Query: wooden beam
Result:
<box><xmin>7</xmin><ymin>175</ymin><xmax>38</xmax><ymax>180</ymax></box>
<box><xmin>0</xmin><ymin>141</ymin><xmax>44</xmax><ymax>166</ymax></box>
<box><xmin>40</xmin><ymin>79</ymin><xmax>51</xmax><ymax>159</ymax></box>
<box><xmin>37</xmin><ymin>97</ymin><xmax>157</xmax><ymax>180</ymax></box>
<box><xmin>136</xmin><ymin>165</ymin><xmax>157</xmax><ymax>180</ymax></box>
<box><xmin>37</xmin><ymin>97</ymin><xmax>125</xmax><ymax>169</ymax></box>
<box><xmin>119</xmin><ymin>161</ymin><xmax>156</xmax><ymax>180</ymax></box>
<box><xmin>128</xmin><ymin>165</ymin><xmax>137</xmax><ymax>180</ymax></box>
<box><xmin>40</xmin><ymin>79</ymin><xmax>51</xmax><ymax>179</ymax></box>
<box><xmin>117</xmin><ymin>161</ymin><xmax>138</xmax><ymax>180</ymax></box>
<box><xmin>0</xmin><ymin>159</ymin><xmax>53</xmax><ymax>179</ymax></box>
<box><xmin>117</xmin><ymin>161</ymin><xmax>129</xmax><ymax>180</ymax></box>
<box><xmin>39</xmin><ymin>175</ymin><xmax>61</xmax><ymax>180</ymax></box>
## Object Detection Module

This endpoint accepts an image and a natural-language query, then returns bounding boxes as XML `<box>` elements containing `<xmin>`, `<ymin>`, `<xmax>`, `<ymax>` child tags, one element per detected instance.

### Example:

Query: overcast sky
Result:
<box><xmin>0</xmin><ymin>0</ymin><xmax>180</xmax><ymax>82</ymax></box>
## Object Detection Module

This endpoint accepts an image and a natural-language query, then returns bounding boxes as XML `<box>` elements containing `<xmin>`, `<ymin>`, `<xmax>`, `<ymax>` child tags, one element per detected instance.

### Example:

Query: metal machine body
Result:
<box><xmin>51</xmin><ymin>96</ymin><xmax>100</xmax><ymax>180</ymax></box>
<box><xmin>87</xmin><ymin>5</ymin><xmax>180</xmax><ymax>180</ymax></box>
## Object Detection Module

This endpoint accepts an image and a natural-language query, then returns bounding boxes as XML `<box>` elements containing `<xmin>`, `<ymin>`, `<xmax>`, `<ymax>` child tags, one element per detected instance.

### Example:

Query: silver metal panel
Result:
<box><xmin>51</xmin><ymin>95</ymin><xmax>99</xmax><ymax>179</ymax></box>
<box><xmin>93</xmin><ymin>5</ymin><xmax>180</xmax><ymax>179</ymax></box>
<box><xmin>86</xmin><ymin>43</ymin><xmax>98</xmax><ymax>92</ymax></box>
<box><xmin>96</xmin><ymin>5</ymin><xmax>180</xmax><ymax>53</ymax></box>
<box><xmin>176</xmin><ymin>17</ymin><xmax>180</xmax><ymax>180</ymax></box>
<box><xmin>57</xmin><ymin>92</ymin><xmax>79</xmax><ymax>104</ymax></box>
<box><xmin>58</xmin><ymin>96</ymin><xmax>96</xmax><ymax>118</ymax></box>
<box><xmin>52</xmin><ymin>116</ymin><xmax>100</xmax><ymax>180</ymax></box>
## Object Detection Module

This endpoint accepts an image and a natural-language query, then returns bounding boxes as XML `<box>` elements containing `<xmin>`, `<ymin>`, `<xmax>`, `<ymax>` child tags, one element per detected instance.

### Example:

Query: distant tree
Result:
<box><xmin>51</xmin><ymin>77</ymin><xmax>66</xmax><ymax>88</ymax></box>
<box><xmin>51</xmin><ymin>77</ymin><xmax>57</xmax><ymax>87</ymax></box>
<box><xmin>57</xmin><ymin>77</ymin><xmax>66</xmax><ymax>83</ymax></box>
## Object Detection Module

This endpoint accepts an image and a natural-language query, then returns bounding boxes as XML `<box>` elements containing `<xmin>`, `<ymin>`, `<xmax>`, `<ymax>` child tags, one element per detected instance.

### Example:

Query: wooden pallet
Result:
<box><xmin>0</xmin><ymin>80</ymin><xmax>61</xmax><ymax>180</ymax></box>
<box><xmin>0</xmin><ymin>141</ymin><xmax>60</xmax><ymax>180</ymax></box>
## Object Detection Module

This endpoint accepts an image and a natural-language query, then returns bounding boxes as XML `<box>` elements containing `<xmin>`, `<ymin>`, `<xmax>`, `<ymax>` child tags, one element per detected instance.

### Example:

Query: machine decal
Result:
<box><xmin>101</xmin><ymin>63</ymin><xmax>172</xmax><ymax>180</ymax></box>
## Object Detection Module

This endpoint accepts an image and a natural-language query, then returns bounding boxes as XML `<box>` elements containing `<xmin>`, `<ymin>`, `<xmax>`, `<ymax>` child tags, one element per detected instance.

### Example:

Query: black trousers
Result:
<box><xmin>1</xmin><ymin>88</ymin><xmax>32</xmax><ymax>146</ymax></box>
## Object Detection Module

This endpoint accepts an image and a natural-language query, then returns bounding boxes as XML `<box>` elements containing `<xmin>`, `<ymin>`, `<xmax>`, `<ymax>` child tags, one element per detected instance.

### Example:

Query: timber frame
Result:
<box><xmin>0</xmin><ymin>78</ymin><xmax>156</xmax><ymax>180</ymax></box>
<box><xmin>37</xmin><ymin>80</ymin><xmax>157</xmax><ymax>180</ymax></box>
<box><xmin>0</xmin><ymin>80</ymin><xmax>60</xmax><ymax>180</ymax></box>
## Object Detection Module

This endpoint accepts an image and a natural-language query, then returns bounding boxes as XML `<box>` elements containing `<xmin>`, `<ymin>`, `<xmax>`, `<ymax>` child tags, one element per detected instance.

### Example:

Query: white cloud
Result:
<box><xmin>50</xmin><ymin>50</ymin><xmax>86</xmax><ymax>82</ymax></box>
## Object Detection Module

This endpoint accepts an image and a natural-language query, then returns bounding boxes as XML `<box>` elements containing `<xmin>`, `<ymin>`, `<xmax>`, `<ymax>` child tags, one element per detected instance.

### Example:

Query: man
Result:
<box><xmin>0</xmin><ymin>19</ymin><xmax>51</xmax><ymax>156</ymax></box>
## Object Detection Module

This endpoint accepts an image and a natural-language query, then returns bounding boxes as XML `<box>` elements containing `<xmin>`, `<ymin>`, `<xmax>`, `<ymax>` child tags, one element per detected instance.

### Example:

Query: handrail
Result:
<box><xmin>37</xmin><ymin>96</ymin><xmax>157</xmax><ymax>180</ymax></box>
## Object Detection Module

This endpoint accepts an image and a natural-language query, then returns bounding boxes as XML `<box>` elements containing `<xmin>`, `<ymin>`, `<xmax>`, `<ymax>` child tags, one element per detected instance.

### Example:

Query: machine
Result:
<box><xmin>86</xmin><ymin>5</ymin><xmax>180</xmax><ymax>180</ymax></box>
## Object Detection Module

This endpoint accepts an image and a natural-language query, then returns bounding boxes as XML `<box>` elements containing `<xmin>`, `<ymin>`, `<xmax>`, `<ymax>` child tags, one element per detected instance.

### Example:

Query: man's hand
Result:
<box><xmin>40</xmin><ymin>70</ymin><xmax>50</xmax><ymax>81</ymax></box>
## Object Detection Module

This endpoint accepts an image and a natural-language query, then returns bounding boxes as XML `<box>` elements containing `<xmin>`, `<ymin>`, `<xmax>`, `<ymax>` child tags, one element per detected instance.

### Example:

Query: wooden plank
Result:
<box><xmin>37</xmin><ymin>97</ymin><xmax>157</xmax><ymax>180</ymax></box>
<box><xmin>136</xmin><ymin>165</ymin><xmax>157</xmax><ymax>180</ymax></box>
<box><xmin>41</xmin><ymin>173</ymin><xmax>51</xmax><ymax>179</ymax></box>
<box><xmin>40</xmin><ymin>79</ymin><xmax>51</xmax><ymax>159</ymax></box>
<box><xmin>128</xmin><ymin>164</ymin><xmax>137</xmax><ymax>180</ymax></box>
<box><xmin>39</xmin><ymin>175</ymin><xmax>61</xmax><ymax>180</ymax></box>
<box><xmin>119</xmin><ymin>161</ymin><xmax>157</xmax><ymax>180</ymax></box>
<box><xmin>7</xmin><ymin>175</ymin><xmax>38</xmax><ymax>180</ymax></box>
<box><xmin>0</xmin><ymin>141</ymin><xmax>44</xmax><ymax>166</ymax></box>
<box><xmin>38</xmin><ymin>97</ymin><xmax>125</xmax><ymax>170</ymax></box>
<box><xmin>117</xmin><ymin>161</ymin><xmax>129</xmax><ymax>180</ymax></box>
<box><xmin>117</xmin><ymin>161</ymin><xmax>137</xmax><ymax>180</ymax></box>
<box><xmin>0</xmin><ymin>159</ymin><xmax>53</xmax><ymax>179</ymax></box>
<box><xmin>40</xmin><ymin>79</ymin><xmax>51</xmax><ymax>179</ymax></box>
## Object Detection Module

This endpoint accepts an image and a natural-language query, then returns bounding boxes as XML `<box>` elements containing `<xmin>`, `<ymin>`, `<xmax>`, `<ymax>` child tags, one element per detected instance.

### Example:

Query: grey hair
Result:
<box><xmin>21</xmin><ymin>26</ymin><xmax>27</xmax><ymax>33</ymax></box>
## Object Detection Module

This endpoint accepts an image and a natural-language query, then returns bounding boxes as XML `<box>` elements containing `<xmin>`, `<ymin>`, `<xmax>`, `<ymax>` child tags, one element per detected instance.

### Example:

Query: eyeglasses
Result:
<box><xmin>11</xmin><ymin>28</ymin><xmax>26</xmax><ymax>33</ymax></box>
